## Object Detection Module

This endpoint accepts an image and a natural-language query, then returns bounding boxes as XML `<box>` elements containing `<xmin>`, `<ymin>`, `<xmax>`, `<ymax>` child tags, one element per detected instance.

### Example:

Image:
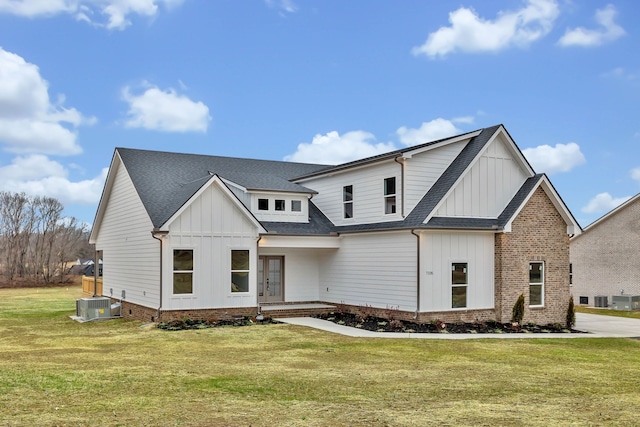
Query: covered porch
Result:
<box><xmin>257</xmin><ymin>234</ymin><xmax>340</xmax><ymax>307</ymax></box>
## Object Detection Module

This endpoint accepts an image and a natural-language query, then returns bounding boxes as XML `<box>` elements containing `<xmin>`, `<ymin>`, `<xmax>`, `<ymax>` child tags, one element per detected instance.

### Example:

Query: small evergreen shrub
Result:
<box><xmin>511</xmin><ymin>294</ymin><xmax>525</xmax><ymax>324</ymax></box>
<box><xmin>566</xmin><ymin>295</ymin><xmax>576</xmax><ymax>329</ymax></box>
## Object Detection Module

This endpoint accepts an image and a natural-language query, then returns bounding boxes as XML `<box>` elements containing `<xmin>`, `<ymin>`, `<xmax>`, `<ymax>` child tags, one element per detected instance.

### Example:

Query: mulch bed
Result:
<box><xmin>157</xmin><ymin>317</ymin><xmax>277</xmax><ymax>331</ymax></box>
<box><xmin>314</xmin><ymin>312</ymin><xmax>584</xmax><ymax>334</ymax></box>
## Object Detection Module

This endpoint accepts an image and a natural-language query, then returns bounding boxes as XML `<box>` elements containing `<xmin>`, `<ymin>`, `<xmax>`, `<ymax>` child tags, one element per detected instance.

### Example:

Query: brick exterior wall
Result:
<box><xmin>570</xmin><ymin>195</ymin><xmax>640</xmax><ymax>306</ymax></box>
<box><xmin>495</xmin><ymin>187</ymin><xmax>571</xmax><ymax>324</ymax></box>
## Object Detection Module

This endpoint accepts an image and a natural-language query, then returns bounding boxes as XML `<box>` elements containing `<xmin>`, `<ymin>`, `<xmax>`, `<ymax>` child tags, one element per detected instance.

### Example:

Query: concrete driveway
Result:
<box><xmin>278</xmin><ymin>312</ymin><xmax>640</xmax><ymax>339</ymax></box>
<box><xmin>575</xmin><ymin>312</ymin><xmax>640</xmax><ymax>338</ymax></box>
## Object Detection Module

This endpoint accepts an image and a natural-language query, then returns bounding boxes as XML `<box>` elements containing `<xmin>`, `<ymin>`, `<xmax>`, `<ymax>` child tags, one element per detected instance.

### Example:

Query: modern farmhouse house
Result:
<box><xmin>89</xmin><ymin>124</ymin><xmax>580</xmax><ymax>324</ymax></box>
<box><xmin>570</xmin><ymin>193</ymin><xmax>640</xmax><ymax>308</ymax></box>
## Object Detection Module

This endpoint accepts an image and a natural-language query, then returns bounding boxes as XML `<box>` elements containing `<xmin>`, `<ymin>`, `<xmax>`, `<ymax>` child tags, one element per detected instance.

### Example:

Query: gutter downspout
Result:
<box><xmin>151</xmin><ymin>229</ymin><xmax>169</xmax><ymax>322</ymax></box>
<box><xmin>394</xmin><ymin>156</ymin><xmax>405</xmax><ymax>218</ymax></box>
<box><xmin>411</xmin><ymin>229</ymin><xmax>420</xmax><ymax>319</ymax></box>
<box><xmin>256</xmin><ymin>236</ymin><xmax>263</xmax><ymax>319</ymax></box>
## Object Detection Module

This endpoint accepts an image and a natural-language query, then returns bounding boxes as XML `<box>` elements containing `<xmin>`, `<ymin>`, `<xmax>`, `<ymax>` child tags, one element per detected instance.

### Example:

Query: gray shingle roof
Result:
<box><xmin>117</xmin><ymin>148</ymin><xmax>328</xmax><ymax>228</ymax></box>
<box><xmin>261</xmin><ymin>201</ymin><xmax>335</xmax><ymax>235</ymax></box>
<box><xmin>115</xmin><ymin>124</ymin><xmax>537</xmax><ymax>235</ymax></box>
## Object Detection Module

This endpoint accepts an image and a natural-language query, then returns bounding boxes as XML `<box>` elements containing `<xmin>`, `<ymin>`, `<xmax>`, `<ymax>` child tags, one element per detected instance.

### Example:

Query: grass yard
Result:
<box><xmin>576</xmin><ymin>305</ymin><xmax>640</xmax><ymax>319</ymax></box>
<box><xmin>1</xmin><ymin>287</ymin><xmax>639</xmax><ymax>426</ymax></box>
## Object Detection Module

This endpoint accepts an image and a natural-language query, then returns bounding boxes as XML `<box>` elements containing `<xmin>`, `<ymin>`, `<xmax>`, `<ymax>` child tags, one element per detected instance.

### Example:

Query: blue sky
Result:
<box><xmin>0</xmin><ymin>0</ymin><xmax>638</xmax><ymax>229</ymax></box>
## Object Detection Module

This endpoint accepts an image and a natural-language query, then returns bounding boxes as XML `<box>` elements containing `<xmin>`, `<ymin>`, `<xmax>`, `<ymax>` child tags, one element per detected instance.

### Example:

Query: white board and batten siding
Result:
<box><xmin>421</xmin><ymin>231</ymin><xmax>494</xmax><ymax>311</ymax></box>
<box><xmin>165</xmin><ymin>180</ymin><xmax>260</xmax><ymax>310</ymax></box>
<box><xmin>302</xmin><ymin>161</ymin><xmax>402</xmax><ymax>226</ymax></box>
<box><xmin>319</xmin><ymin>232</ymin><xmax>417</xmax><ymax>311</ymax></box>
<box><xmin>435</xmin><ymin>136</ymin><xmax>528</xmax><ymax>218</ymax></box>
<box><xmin>94</xmin><ymin>162</ymin><xmax>160</xmax><ymax>309</ymax></box>
<box><xmin>404</xmin><ymin>140</ymin><xmax>466</xmax><ymax>214</ymax></box>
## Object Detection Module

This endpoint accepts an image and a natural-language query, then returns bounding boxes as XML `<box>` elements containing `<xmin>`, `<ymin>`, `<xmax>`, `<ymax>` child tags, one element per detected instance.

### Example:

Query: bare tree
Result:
<box><xmin>0</xmin><ymin>192</ymin><xmax>89</xmax><ymax>284</ymax></box>
<box><xmin>0</xmin><ymin>192</ymin><xmax>30</xmax><ymax>281</ymax></box>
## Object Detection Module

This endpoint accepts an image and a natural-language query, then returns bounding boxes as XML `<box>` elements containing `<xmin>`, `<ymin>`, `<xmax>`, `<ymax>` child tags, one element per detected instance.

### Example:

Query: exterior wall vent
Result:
<box><xmin>76</xmin><ymin>297</ymin><xmax>112</xmax><ymax>320</ymax></box>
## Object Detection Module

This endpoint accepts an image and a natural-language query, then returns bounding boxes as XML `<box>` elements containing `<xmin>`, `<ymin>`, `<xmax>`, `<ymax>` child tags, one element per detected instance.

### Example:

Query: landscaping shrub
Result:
<box><xmin>566</xmin><ymin>296</ymin><xmax>576</xmax><ymax>329</ymax></box>
<box><xmin>511</xmin><ymin>294</ymin><xmax>525</xmax><ymax>325</ymax></box>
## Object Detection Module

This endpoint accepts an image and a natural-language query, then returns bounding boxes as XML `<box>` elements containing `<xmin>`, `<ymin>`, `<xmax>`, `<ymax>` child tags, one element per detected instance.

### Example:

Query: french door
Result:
<box><xmin>258</xmin><ymin>256</ymin><xmax>284</xmax><ymax>303</ymax></box>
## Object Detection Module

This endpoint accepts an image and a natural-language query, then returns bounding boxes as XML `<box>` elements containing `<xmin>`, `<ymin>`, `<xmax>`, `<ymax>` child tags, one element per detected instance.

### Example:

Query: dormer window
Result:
<box><xmin>258</xmin><ymin>198</ymin><xmax>269</xmax><ymax>210</ymax></box>
<box><xmin>343</xmin><ymin>185</ymin><xmax>353</xmax><ymax>219</ymax></box>
<box><xmin>384</xmin><ymin>177</ymin><xmax>396</xmax><ymax>214</ymax></box>
<box><xmin>291</xmin><ymin>200</ymin><xmax>302</xmax><ymax>212</ymax></box>
<box><xmin>275</xmin><ymin>199</ymin><xmax>285</xmax><ymax>211</ymax></box>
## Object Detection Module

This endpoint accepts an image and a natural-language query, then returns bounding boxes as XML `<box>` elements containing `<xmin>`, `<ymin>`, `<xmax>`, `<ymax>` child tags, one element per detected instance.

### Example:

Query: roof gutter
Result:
<box><xmin>151</xmin><ymin>229</ymin><xmax>169</xmax><ymax>322</ymax></box>
<box><xmin>411</xmin><ymin>229</ymin><xmax>420</xmax><ymax>319</ymax></box>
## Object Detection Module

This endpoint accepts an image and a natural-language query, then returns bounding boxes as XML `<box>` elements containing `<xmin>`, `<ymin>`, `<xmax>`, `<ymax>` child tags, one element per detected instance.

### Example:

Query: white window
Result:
<box><xmin>451</xmin><ymin>262</ymin><xmax>467</xmax><ymax>308</ymax></box>
<box><xmin>291</xmin><ymin>200</ymin><xmax>302</xmax><ymax>212</ymax></box>
<box><xmin>231</xmin><ymin>250</ymin><xmax>250</xmax><ymax>293</ymax></box>
<box><xmin>173</xmin><ymin>249</ymin><xmax>193</xmax><ymax>294</ymax></box>
<box><xmin>343</xmin><ymin>185</ymin><xmax>353</xmax><ymax>219</ymax></box>
<box><xmin>384</xmin><ymin>177</ymin><xmax>396</xmax><ymax>214</ymax></box>
<box><xmin>529</xmin><ymin>261</ymin><xmax>544</xmax><ymax>306</ymax></box>
<box><xmin>275</xmin><ymin>199</ymin><xmax>285</xmax><ymax>211</ymax></box>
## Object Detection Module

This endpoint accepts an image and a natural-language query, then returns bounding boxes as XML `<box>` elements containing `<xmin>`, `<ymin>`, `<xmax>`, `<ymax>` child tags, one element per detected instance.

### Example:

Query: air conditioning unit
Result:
<box><xmin>76</xmin><ymin>297</ymin><xmax>112</xmax><ymax>320</ymax></box>
<box><xmin>611</xmin><ymin>295</ymin><xmax>640</xmax><ymax>311</ymax></box>
<box><xmin>594</xmin><ymin>296</ymin><xmax>608</xmax><ymax>308</ymax></box>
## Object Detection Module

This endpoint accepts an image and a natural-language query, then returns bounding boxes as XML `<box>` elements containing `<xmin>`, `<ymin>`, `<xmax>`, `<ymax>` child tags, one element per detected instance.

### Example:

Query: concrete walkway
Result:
<box><xmin>277</xmin><ymin>312</ymin><xmax>640</xmax><ymax>339</ymax></box>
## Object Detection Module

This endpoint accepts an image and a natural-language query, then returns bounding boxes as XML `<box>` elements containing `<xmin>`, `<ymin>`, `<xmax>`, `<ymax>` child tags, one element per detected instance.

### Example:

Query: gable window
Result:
<box><xmin>529</xmin><ymin>262</ymin><xmax>544</xmax><ymax>306</ymax></box>
<box><xmin>275</xmin><ymin>199</ymin><xmax>285</xmax><ymax>211</ymax></box>
<box><xmin>384</xmin><ymin>177</ymin><xmax>396</xmax><ymax>214</ymax></box>
<box><xmin>173</xmin><ymin>249</ymin><xmax>193</xmax><ymax>294</ymax></box>
<box><xmin>231</xmin><ymin>250</ymin><xmax>250</xmax><ymax>293</ymax></box>
<box><xmin>451</xmin><ymin>262</ymin><xmax>467</xmax><ymax>308</ymax></box>
<box><xmin>258</xmin><ymin>198</ymin><xmax>269</xmax><ymax>211</ymax></box>
<box><xmin>291</xmin><ymin>200</ymin><xmax>302</xmax><ymax>212</ymax></box>
<box><xmin>343</xmin><ymin>185</ymin><xmax>353</xmax><ymax>219</ymax></box>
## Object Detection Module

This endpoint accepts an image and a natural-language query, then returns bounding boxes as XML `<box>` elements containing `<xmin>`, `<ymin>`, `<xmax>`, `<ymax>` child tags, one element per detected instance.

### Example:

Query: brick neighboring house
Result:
<box><xmin>570</xmin><ymin>193</ymin><xmax>640</xmax><ymax>307</ymax></box>
<box><xmin>90</xmin><ymin>125</ymin><xmax>581</xmax><ymax>325</ymax></box>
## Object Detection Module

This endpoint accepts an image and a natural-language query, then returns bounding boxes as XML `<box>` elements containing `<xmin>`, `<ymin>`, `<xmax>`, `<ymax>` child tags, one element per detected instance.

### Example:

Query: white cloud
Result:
<box><xmin>558</xmin><ymin>5</ymin><xmax>625</xmax><ymax>47</ymax></box>
<box><xmin>0</xmin><ymin>157</ymin><xmax>108</xmax><ymax>205</ymax></box>
<box><xmin>122</xmin><ymin>84</ymin><xmax>211</xmax><ymax>133</ymax></box>
<box><xmin>582</xmin><ymin>192</ymin><xmax>631</xmax><ymax>214</ymax></box>
<box><xmin>522</xmin><ymin>142</ymin><xmax>585</xmax><ymax>174</ymax></box>
<box><xmin>412</xmin><ymin>0</ymin><xmax>559</xmax><ymax>58</ymax></box>
<box><xmin>0</xmin><ymin>0</ymin><xmax>184</xmax><ymax>30</ymax></box>
<box><xmin>631</xmin><ymin>167</ymin><xmax>640</xmax><ymax>182</ymax></box>
<box><xmin>284</xmin><ymin>130</ymin><xmax>396</xmax><ymax>165</ymax></box>
<box><xmin>0</xmin><ymin>46</ymin><xmax>94</xmax><ymax>155</ymax></box>
<box><xmin>265</xmin><ymin>0</ymin><xmax>297</xmax><ymax>14</ymax></box>
<box><xmin>396</xmin><ymin>118</ymin><xmax>462</xmax><ymax>146</ymax></box>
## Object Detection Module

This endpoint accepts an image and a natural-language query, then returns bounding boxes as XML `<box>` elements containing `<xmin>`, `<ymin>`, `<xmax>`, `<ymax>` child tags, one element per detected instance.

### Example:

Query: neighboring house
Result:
<box><xmin>570</xmin><ymin>193</ymin><xmax>640</xmax><ymax>307</ymax></box>
<box><xmin>89</xmin><ymin>125</ymin><xmax>580</xmax><ymax>324</ymax></box>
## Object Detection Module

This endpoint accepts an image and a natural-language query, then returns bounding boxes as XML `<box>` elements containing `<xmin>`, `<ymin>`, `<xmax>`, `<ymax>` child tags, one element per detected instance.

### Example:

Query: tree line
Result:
<box><xmin>0</xmin><ymin>191</ymin><xmax>93</xmax><ymax>284</ymax></box>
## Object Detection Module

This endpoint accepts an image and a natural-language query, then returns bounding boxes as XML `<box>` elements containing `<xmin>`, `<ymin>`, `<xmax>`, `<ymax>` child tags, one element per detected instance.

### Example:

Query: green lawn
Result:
<box><xmin>576</xmin><ymin>305</ymin><xmax>640</xmax><ymax>319</ymax></box>
<box><xmin>1</xmin><ymin>287</ymin><xmax>639</xmax><ymax>426</ymax></box>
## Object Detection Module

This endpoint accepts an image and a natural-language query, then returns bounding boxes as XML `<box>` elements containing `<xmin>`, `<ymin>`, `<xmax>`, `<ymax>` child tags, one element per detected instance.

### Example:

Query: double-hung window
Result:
<box><xmin>231</xmin><ymin>250</ymin><xmax>250</xmax><ymax>293</ymax></box>
<box><xmin>451</xmin><ymin>262</ymin><xmax>468</xmax><ymax>308</ymax></box>
<box><xmin>343</xmin><ymin>185</ymin><xmax>353</xmax><ymax>219</ymax></box>
<box><xmin>529</xmin><ymin>261</ymin><xmax>544</xmax><ymax>306</ymax></box>
<box><xmin>173</xmin><ymin>249</ymin><xmax>193</xmax><ymax>294</ymax></box>
<box><xmin>384</xmin><ymin>177</ymin><xmax>396</xmax><ymax>214</ymax></box>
